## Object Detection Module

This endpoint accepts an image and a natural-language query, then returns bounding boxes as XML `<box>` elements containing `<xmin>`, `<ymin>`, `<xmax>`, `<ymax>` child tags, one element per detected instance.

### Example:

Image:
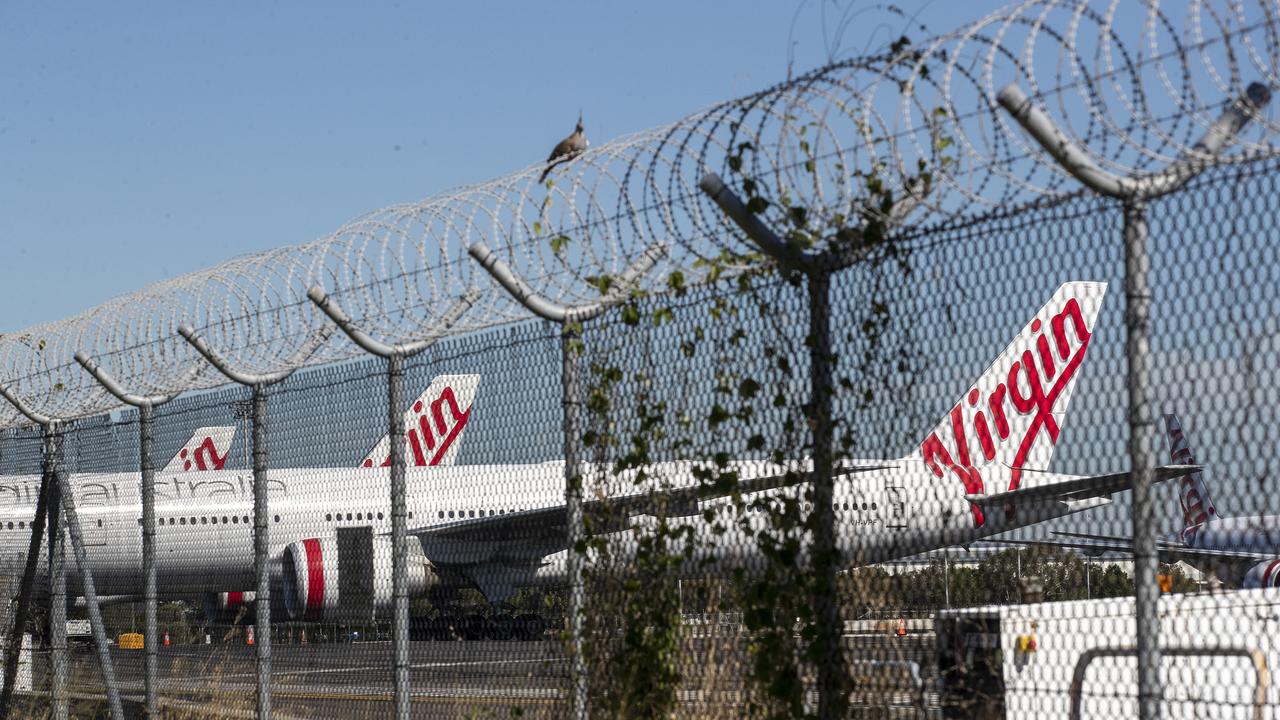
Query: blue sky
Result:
<box><xmin>0</xmin><ymin>1</ymin><xmax>1011</xmax><ymax>333</ymax></box>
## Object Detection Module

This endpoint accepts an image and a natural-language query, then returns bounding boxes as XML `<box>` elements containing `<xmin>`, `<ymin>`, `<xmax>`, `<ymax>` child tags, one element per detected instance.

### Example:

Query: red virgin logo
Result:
<box><xmin>363</xmin><ymin>386</ymin><xmax>472</xmax><ymax>468</ymax></box>
<box><xmin>920</xmin><ymin>298</ymin><xmax>1092</xmax><ymax>527</ymax></box>
<box><xmin>1168</xmin><ymin>426</ymin><xmax>1214</xmax><ymax>526</ymax></box>
<box><xmin>180</xmin><ymin>438</ymin><xmax>230</xmax><ymax>471</ymax></box>
<box><xmin>180</xmin><ymin>437</ymin><xmax>230</xmax><ymax>472</ymax></box>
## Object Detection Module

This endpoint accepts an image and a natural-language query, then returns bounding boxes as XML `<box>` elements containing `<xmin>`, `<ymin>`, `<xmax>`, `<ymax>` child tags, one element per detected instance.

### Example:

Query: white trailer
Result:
<box><xmin>936</xmin><ymin>588</ymin><xmax>1280</xmax><ymax>718</ymax></box>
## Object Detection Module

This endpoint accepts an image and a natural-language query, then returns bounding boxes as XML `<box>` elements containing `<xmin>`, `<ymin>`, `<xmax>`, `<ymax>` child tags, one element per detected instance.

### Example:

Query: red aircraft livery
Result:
<box><xmin>916</xmin><ymin>286</ymin><xmax>1102</xmax><ymax>527</ymax></box>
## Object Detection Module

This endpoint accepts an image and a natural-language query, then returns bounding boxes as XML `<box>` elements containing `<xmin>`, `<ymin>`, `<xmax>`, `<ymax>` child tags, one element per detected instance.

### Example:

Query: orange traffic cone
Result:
<box><xmin>895</xmin><ymin>617</ymin><xmax>907</xmax><ymax>637</ymax></box>
<box><xmin>162</xmin><ymin>631</ymin><xmax>170</xmax><ymax>647</ymax></box>
<box><xmin>246</xmin><ymin>626</ymin><xmax>255</xmax><ymax>646</ymax></box>
<box><xmin>300</xmin><ymin>629</ymin><xmax>308</xmax><ymax>645</ymax></box>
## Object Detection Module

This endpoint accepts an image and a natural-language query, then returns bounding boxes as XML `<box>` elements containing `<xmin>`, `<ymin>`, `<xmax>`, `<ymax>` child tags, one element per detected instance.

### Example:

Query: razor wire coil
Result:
<box><xmin>1</xmin><ymin>0</ymin><xmax>1278</xmax><ymax>429</ymax></box>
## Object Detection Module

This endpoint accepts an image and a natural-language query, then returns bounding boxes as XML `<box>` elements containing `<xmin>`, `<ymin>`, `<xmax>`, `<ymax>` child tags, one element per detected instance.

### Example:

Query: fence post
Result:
<box><xmin>74</xmin><ymin>354</ymin><xmax>195</xmax><ymax>718</ymax></box>
<box><xmin>177</xmin><ymin>326</ymin><xmax>333</xmax><ymax>720</ymax></box>
<box><xmin>698</xmin><ymin>171</ymin><xmax>925</xmax><ymax>720</ymax></box>
<box><xmin>0</xmin><ymin>435</ymin><xmax>50</xmax><ymax>720</ymax></box>
<box><xmin>467</xmin><ymin>241</ymin><xmax>667</xmax><ymax>720</ymax></box>
<box><xmin>0</xmin><ymin>389</ymin><xmax>126</xmax><ymax>720</ymax></box>
<box><xmin>998</xmin><ymin>80</ymin><xmax>1271</xmax><ymax>719</ymax></box>
<box><xmin>307</xmin><ymin>286</ymin><xmax>480</xmax><ymax>720</ymax></box>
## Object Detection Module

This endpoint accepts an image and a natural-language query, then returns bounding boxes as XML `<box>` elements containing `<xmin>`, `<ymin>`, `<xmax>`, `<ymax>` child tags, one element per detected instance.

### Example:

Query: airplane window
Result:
<box><xmin>346</xmin><ymin>513</ymin><xmax>352</xmax><ymax>521</ymax></box>
<box><xmin>438</xmin><ymin>511</ymin><xmax>444</xmax><ymax>519</ymax></box>
<box><xmin>222</xmin><ymin>516</ymin><xmax>228</xmax><ymax>524</ymax></box>
<box><xmin>201</xmin><ymin>517</ymin><xmax>208</xmax><ymax>525</ymax></box>
<box><xmin>6</xmin><ymin>522</ymin><xmax>11</xmax><ymax>530</ymax></box>
<box><xmin>871</xmin><ymin>503</ymin><xmax>877</xmax><ymax>511</ymax></box>
<box><xmin>232</xmin><ymin>516</ymin><xmax>238</xmax><ymax>524</ymax></box>
<box><xmin>274</xmin><ymin>515</ymin><xmax>280</xmax><ymax>523</ymax></box>
<box><xmin>499</xmin><ymin>509</ymin><xmax>505</xmax><ymax>515</ymax></box>
<box><xmin>243</xmin><ymin>516</ymin><xmax>249</xmax><ymax>524</ymax></box>
<box><xmin>326</xmin><ymin>514</ymin><xmax>332</xmax><ymax>521</ymax></box>
<box><xmin>448</xmin><ymin>511</ymin><xmax>454</xmax><ymax>519</ymax></box>
<box><xmin>489</xmin><ymin>509</ymin><xmax>494</xmax><ymax>516</ymax></box>
<box><xmin>97</xmin><ymin>519</ymin><xmax>103</xmax><ymax>528</ymax></box>
<box><xmin>180</xmin><ymin>518</ymin><xmax>186</xmax><ymax>525</ymax></box>
<box><xmin>377</xmin><ymin>512</ymin><xmax>384</xmax><ymax>520</ymax></box>
<box><xmin>190</xmin><ymin>517</ymin><xmax>197</xmax><ymax>525</ymax></box>
<box><xmin>843</xmin><ymin>502</ymin><xmax>849</xmax><ymax>511</ymax></box>
<box><xmin>19</xmin><ymin>522</ymin><xmax>25</xmax><ymax>529</ymax></box>
<box><xmin>861</xmin><ymin>503</ymin><xmax>867</xmax><ymax>511</ymax></box>
<box><xmin>469</xmin><ymin>510</ymin><xmax>475</xmax><ymax>518</ymax></box>
<box><xmin>409</xmin><ymin>512</ymin><xmax>414</xmax><ymax>519</ymax></box>
<box><xmin>357</xmin><ymin>513</ymin><xmax>363</xmax><ymax>521</ymax></box>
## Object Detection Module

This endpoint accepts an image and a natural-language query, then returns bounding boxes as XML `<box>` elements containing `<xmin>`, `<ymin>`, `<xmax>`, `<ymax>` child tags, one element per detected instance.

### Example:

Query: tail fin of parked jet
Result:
<box><xmin>360</xmin><ymin>374</ymin><xmax>480</xmax><ymax>468</ymax></box>
<box><xmin>162</xmin><ymin>427</ymin><xmax>235</xmax><ymax>473</ymax></box>
<box><xmin>913</xmin><ymin>282</ymin><xmax>1107</xmax><ymax>523</ymax></box>
<box><xmin>1164</xmin><ymin>414</ymin><xmax>1220</xmax><ymax>527</ymax></box>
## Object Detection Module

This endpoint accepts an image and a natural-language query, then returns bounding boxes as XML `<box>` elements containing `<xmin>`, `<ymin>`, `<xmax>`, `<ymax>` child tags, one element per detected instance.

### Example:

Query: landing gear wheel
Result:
<box><xmin>514</xmin><ymin>613</ymin><xmax>546</xmax><ymax>641</ymax></box>
<box><xmin>489</xmin><ymin>613</ymin><xmax>515</xmax><ymax>641</ymax></box>
<box><xmin>462</xmin><ymin>613</ymin><xmax>487</xmax><ymax>641</ymax></box>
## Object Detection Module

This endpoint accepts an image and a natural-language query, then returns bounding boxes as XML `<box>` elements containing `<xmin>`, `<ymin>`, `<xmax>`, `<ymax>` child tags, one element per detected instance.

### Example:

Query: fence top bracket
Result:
<box><xmin>307</xmin><ymin>286</ymin><xmax>482</xmax><ymax>359</ymax></box>
<box><xmin>468</xmin><ymin>241</ymin><xmax>668</xmax><ymax>325</ymax></box>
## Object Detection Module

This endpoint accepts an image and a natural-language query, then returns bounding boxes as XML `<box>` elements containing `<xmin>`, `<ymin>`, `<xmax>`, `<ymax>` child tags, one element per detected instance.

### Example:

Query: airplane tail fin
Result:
<box><xmin>162</xmin><ymin>427</ymin><xmax>235</xmax><ymax>473</ymax></box>
<box><xmin>360</xmin><ymin>374</ymin><xmax>480</xmax><ymax>468</ymax></box>
<box><xmin>913</xmin><ymin>282</ymin><xmax>1107</xmax><ymax>523</ymax></box>
<box><xmin>1164</xmin><ymin>414</ymin><xmax>1220</xmax><ymax>527</ymax></box>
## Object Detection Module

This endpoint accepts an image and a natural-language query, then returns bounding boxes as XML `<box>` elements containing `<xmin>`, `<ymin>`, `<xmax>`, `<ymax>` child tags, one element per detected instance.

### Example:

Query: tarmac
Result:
<box><xmin>41</xmin><ymin>630</ymin><xmax>937</xmax><ymax>719</ymax></box>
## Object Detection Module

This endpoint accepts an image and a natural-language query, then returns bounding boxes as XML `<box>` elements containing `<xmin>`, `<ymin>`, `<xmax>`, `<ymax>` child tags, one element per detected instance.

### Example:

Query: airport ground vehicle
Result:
<box><xmin>937</xmin><ymin>588</ymin><xmax>1280</xmax><ymax>718</ymax></box>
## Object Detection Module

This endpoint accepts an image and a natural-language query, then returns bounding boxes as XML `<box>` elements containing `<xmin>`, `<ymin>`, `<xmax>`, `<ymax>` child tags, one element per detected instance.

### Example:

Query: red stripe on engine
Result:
<box><xmin>302</xmin><ymin>538</ymin><xmax>324</xmax><ymax>619</ymax></box>
<box><xmin>1265</xmin><ymin>559</ymin><xmax>1280</xmax><ymax>587</ymax></box>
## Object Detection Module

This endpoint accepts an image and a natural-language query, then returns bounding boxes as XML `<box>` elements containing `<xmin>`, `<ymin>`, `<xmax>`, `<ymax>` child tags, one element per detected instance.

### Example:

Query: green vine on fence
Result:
<box><xmin>573</xmin><ymin>38</ymin><xmax>950</xmax><ymax>719</ymax></box>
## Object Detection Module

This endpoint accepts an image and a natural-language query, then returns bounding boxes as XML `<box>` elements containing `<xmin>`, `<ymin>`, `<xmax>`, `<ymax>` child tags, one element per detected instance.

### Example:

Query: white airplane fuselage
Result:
<box><xmin>0</xmin><ymin>458</ymin><xmax>1095</xmax><ymax>600</ymax></box>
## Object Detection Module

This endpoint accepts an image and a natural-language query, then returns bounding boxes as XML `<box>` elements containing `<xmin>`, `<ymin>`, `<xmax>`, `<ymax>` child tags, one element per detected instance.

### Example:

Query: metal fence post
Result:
<box><xmin>699</xmin><ymin>171</ymin><xmax>924</xmax><ymax>720</ymax></box>
<box><xmin>177</xmin><ymin>326</ymin><xmax>333</xmax><ymax>720</ymax></box>
<box><xmin>48</xmin><ymin>439</ymin><xmax>66</xmax><ymax>720</ymax></box>
<box><xmin>74</xmin><ymin>353</ymin><xmax>194</xmax><ymax>718</ymax></box>
<box><xmin>307</xmin><ymin>286</ymin><xmax>480</xmax><ymax>720</ymax></box>
<box><xmin>0</xmin><ymin>389</ymin><xmax>126</xmax><ymax>720</ymax></box>
<box><xmin>0</xmin><ymin>442</ymin><xmax>50</xmax><ymax>719</ymax></box>
<box><xmin>467</xmin><ymin>241</ymin><xmax>667</xmax><ymax>720</ymax></box>
<box><xmin>998</xmin><ymin>80</ymin><xmax>1271</xmax><ymax>719</ymax></box>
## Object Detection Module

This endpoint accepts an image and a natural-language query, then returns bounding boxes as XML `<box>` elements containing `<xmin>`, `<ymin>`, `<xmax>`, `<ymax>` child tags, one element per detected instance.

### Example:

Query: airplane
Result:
<box><xmin>0</xmin><ymin>281</ymin><xmax>1192</xmax><ymax>640</ymax></box>
<box><xmin>1005</xmin><ymin>413</ymin><xmax>1280</xmax><ymax>589</ymax></box>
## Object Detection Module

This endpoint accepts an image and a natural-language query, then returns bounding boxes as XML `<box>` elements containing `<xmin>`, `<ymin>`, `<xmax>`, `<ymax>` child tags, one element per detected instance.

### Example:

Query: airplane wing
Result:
<box><xmin>964</xmin><ymin>464</ymin><xmax>1200</xmax><ymax>508</ymax></box>
<box><xmin>992</xmin><ymin>536</ymin><xmax>1271</xmax><ymax>565</ymax></box>
<box><xmin>407</xmin><ymin>462</ymin><xmax>898</xmax><ymax>548</ymax></box>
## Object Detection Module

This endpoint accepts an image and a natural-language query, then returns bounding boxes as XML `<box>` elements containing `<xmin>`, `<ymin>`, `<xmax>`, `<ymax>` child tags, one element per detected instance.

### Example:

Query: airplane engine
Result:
<box><xmin>281</xmin><ymin>530</ymin><xmax>437</xmax><ymax>622</ymax></box>
<box><xmin>201</xmin><ymin>591</ymin><xmax>256</xmax><ymax>624</ymax></box>
<box><xmin>1242</xmin><ymin>560</ymin><xmax>1280</xmax><ymax>589</ymax></box>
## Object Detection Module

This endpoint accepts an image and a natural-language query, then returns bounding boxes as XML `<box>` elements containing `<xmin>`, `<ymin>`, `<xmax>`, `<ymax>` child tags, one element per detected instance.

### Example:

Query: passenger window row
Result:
<box><xmin>325</xmin><ymin>511</ymin><xmax>411</xmax><ymax>522</ymax></box>
<box><xmin>439</xmin><ymin>508</ymin><xmax>522</xmax><ymax>520</ymax></box>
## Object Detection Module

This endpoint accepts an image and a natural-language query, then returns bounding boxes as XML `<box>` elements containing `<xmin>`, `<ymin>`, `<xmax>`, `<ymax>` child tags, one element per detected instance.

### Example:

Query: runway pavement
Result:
<box><xmin>47</xmin><ymin>631</ymin><xmax>938</xmax><ymax>719</ymax></box>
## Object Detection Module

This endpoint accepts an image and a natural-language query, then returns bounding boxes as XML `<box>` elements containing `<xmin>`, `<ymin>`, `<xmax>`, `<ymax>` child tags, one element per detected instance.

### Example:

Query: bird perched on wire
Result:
<box><xmin>538</xmin><ymin>114</ymin><xmax>588</xmax><ymax>183</ymax></box>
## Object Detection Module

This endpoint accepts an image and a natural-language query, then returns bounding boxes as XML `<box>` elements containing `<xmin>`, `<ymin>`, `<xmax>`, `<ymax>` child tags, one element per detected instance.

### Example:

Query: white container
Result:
<box><xmin>937</xmin><ymin>587</ymin><xmax>1280</xmax><ymax>718</ymax></box>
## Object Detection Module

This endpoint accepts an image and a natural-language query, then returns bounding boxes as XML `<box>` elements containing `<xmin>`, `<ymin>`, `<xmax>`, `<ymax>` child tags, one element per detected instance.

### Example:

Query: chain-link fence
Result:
<box><xmin>2</xmin><ymin>1</ymin><xmax>1280</xmax><ymax>718</ymax></box>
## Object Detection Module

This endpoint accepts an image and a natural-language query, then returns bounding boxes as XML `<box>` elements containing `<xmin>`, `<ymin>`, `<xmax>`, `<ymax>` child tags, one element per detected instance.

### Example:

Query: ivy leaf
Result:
<box><xmin>621</xmin><ymin>304</ymin><xmax>641</xmax><ymax>326</ymax></box>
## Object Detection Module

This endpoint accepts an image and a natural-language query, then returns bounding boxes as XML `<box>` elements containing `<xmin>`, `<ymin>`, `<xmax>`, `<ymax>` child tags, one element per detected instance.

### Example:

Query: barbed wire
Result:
<box><xmin>1</xmin><ymin>0</ymin><xmax>1277</xmax><ymax>429</ymax></box>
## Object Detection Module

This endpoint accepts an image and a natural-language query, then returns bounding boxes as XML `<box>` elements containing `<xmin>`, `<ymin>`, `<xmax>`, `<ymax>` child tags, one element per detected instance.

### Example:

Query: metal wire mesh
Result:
<box><xmin>2</xmin><ymin>1</ymin><xmax>1280</xmax><ymax>718</ymax></box>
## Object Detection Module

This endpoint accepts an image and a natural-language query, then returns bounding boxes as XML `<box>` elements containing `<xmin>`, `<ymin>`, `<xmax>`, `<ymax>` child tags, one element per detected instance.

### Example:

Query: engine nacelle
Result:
<box><xmin>281</xmin><ymin>530</ymin><xmax>437</xmax><ymax>622</ymax></box>
<box><xmin>1243</xmin><ymin>559</ymin><xmax>1280</xmax><ymax>589</ymax></box>
<box><xmin>201</xmin><ymin>591</ymin><xmax>256</xmax><ymax>624</ymax></box>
